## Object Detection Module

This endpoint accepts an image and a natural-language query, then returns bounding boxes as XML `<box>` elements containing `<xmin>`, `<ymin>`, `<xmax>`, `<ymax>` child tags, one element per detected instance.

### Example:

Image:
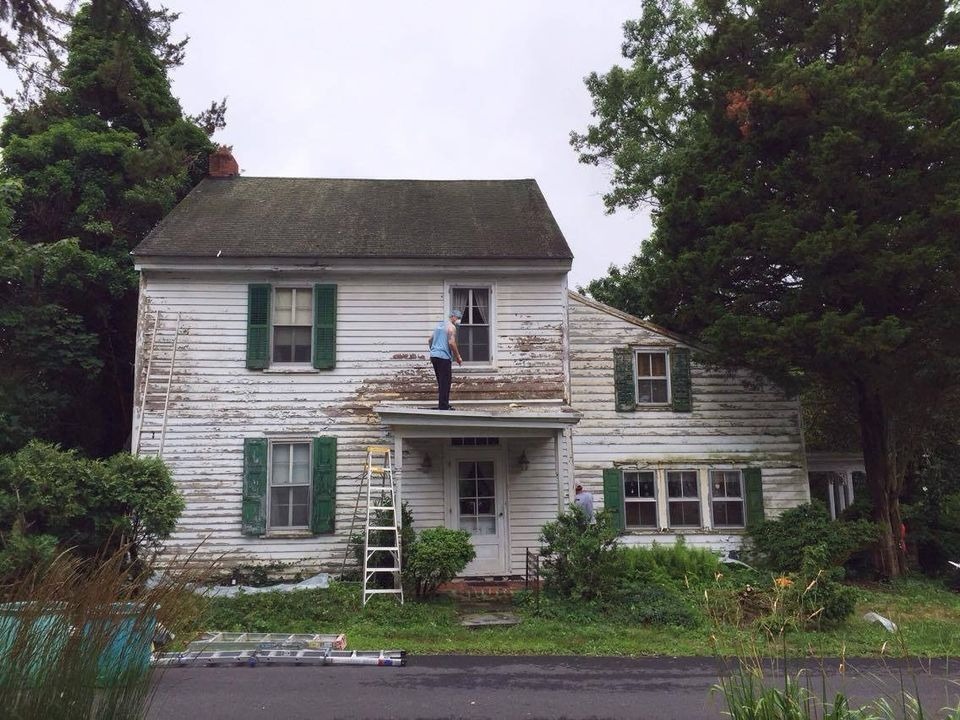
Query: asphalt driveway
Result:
<box><xmin>147</xmin><ymin>655</ymin><xmax>960</xmax><ymax>720</ymax></box>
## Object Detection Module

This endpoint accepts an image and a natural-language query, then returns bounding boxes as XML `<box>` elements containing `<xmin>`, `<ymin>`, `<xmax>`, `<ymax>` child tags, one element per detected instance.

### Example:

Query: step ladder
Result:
<box><xmin>363</xmin><ymin>445</ymin><xmax>404</xmax><ymax>606</ymax></box>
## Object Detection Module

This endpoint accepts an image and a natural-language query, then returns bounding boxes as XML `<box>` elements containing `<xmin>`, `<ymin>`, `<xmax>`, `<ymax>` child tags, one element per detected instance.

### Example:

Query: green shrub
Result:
<box><xmin>748</xmin><ymin>502</ymin><xmax>879</xmax><ymax>573</ymax></box>
<box><xmin>539</xmin><ymin>506</ymin><xmax>625</xmax><ymax>602</ymax></box>
<box><xmin>405</xmin><ymin>527</ymin><xmax>475</xmax><ymax>599</ymax></box>
<box><xmin>0</xmin><ymin>441</ymin><xmax>183</xmax><ymax>581</ymax></box>
<box><xmin>613</xmin><ymin>580</ymin><xmax>701</xmax><ymax>628</ymax></box>
<box><xmin>622</xmin><ymin>538</ymin><xmax>722</xmax><ymax>588</ymax></box>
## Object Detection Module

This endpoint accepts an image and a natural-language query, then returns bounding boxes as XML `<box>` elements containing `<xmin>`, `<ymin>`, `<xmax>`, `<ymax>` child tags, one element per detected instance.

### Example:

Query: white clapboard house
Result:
<box><xmin>131</xmin><ymin>150</ymin><xmax>809</xmax><ymax>576</ymax></box>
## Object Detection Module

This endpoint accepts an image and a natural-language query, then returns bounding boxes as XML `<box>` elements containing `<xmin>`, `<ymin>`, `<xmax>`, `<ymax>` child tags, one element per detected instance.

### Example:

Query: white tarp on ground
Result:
<box><xmin>205</xmin><ymin>573</ymin><xmax>330</xmax><ymax>597</ymax></box>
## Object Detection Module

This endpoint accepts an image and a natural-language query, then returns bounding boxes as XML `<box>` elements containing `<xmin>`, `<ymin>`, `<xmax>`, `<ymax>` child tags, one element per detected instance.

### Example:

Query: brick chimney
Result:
<box><xmin>209</xmin><ymin>145</ymin><xmax>239</xmax><ymax>178</ymax></box>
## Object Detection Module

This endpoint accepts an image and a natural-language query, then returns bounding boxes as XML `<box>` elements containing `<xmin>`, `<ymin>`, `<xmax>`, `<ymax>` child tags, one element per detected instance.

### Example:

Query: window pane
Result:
<box><xmin>623</xmin><ymin>473</ymin><xmax>640</xmax><ymax>498</ymax></box>
<box><xmin>273</xmin><ymin>327</ymin><xmax>293</xmax><ymax>362</ymax></box>
<box><xmin>459</xmin><ymin>479</ymin><xmax>476</xmax><ymax>497</ymax></box>
<box><xmin>475</xmin><ymin>517</ymin><xmax>496</xmax><ymax>535</ymax></box>
<box><xmin>460</xmin><ymin>326</ymin><xmax>490</xmax><ymax>363</ymax></box>
<box><xmin>638</xmin><ymin>474</ymin><xmax>655</xmax><ymax>498</ymax></box>
<box><xmin>274</xmin><ymin>289</ymin><xmax>293</xmax><ymax>325</ymax></box>
<box><xmin>651</xmin><ymin>379</ymin><xmax>668</xmax><ymax>403</ymax></box>
<box><xmin>294</xmin><ymin>289</ymin><xmax>312</xmax><ymax>325</ymax></box>
<box><xmin>476</xmin><ymin>498</ymin><xmax>493</xmax><ymax>515</ymax></box>
<box><xmin>272</xmin><ymin>444</ymin><xmax>290</xmax><ymax>483</ymax></box>
<box><xmin>713</xmin><ymin>501</ymin><xmax>744</xmax><ymax>527</ymax></box>
<box><xmin>471</xmin><ymin>289</ymin><xmax>488</xmax><ymax>324</ymax></box>
<box><xmin>476</xmin><ymin>477</ymin><xmax>494</xmax><ymax>496</ymax></box>
<box><xmin>625</xmin><ymin>503</ymin><xmax>640</xmax><ymax>526</ymax></box>
<box><xmin>460</xmin><ymin>499</ymin><xmax>477</xmax><ymax>515</ymax></box>
<box><xmin>670</xmin><ymin>501</ymin><xmax>700</xmax><ymax>527</ymax></box>
<box><xmin>636</xmin><ymin>353</ymin><xmax>651</xmax><ymax>376</ymax></box>
<box><xmin>637</xmin><ymin>379</ymin><xmax>654</xmax><ymax>404</ymax></box>
<box><xmin>649</xmin><ymin>353</ymin><xmax>666</xmax><ymax>377</ymax></box>
<box><xmin>476</xmin><ymin>461</ymin><xmax>494</xmax><ymax>479</ymax></box>
<box><xmin>682</xmin><ymin>474</ymin><xmax>698</xmax><ymax>497</ymax></box>
<box><xmin>290</xmin><ymin>486</ymin><xmax>309</xmax><ymax>526</ymax></box>
<box><xmin>637</xmin><ymin>502</ymin><xmax>656</xmax><ymax>527</ymax></box>
<box><xmin>271</xmin><ymin>487</ymin><xmax>290</xmax><ymax>526</ymax></box>
<box><xmin>667</xmin><ymin>474</ymin><xmax>682</xmax><ymax>497</ymax></box>
<box><xmin>293</xmin><ymin>327</ymin><xmax>311</xmax><ymax>362</ymax></box>
<box><xmin>291</xmin><ymin>444</ymin><xmax>310</xmax><ymax>484</ymax></box>
<box><xmin>460</xmin><ymin>517</ymin><xmax>476</xmax><ymax>533</ymax></box>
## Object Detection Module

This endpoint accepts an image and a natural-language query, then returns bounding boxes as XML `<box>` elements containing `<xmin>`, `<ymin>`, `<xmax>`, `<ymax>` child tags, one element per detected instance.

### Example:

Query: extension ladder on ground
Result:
<box><xmin>153</xmin><ymin>632</ymin><xmax>405</xmax><ymax>667</ymax></box>
<box><xmin>362</xmin><ymin>445</ymin><xmax>404</xmax><ymax>606</ymax></box>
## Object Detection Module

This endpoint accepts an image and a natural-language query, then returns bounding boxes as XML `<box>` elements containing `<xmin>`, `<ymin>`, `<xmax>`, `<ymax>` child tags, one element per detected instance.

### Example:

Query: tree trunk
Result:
<box><xmin>856</xmin><ymin>382</ymin><xmax>907</xmax><ymax>579</ymax></box>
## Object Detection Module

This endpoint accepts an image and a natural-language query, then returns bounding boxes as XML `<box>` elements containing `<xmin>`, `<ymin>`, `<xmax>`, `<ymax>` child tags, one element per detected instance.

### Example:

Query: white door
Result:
<box><xmin>448</xmin><ymin>450</ymin><xmax>507</xmax><ymax>575</ymax></box>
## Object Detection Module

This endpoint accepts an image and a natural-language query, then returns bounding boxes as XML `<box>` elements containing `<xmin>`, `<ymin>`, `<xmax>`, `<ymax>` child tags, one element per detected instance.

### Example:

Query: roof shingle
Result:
<box><xmin>133</xmin><ymin>177</ymin><xmax>573</xmax><ymax>260</ymax></box>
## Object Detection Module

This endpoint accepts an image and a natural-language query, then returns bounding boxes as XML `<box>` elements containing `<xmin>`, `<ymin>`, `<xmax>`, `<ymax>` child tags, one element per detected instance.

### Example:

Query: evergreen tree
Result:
<box><xmin>574</xmin><ymin>0</ymin><xmax>960</xmax><ymax>577</ymax></box>
<box><xmin>0</xmin><ymin>0</ymin><xmax>220</xmax><ymax>455</ymax></box>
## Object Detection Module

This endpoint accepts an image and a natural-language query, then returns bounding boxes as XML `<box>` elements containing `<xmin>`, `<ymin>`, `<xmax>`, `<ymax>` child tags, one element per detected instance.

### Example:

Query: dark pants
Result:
<box><xmin>431</xmin><ymin>357</ymin><xmax>452</xmax><ymax>409</ymax></box>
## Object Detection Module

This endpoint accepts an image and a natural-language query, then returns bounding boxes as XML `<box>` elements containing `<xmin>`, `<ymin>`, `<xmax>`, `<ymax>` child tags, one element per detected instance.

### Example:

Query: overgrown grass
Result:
<box><xmin>200</xmin><ymin>575</ymin><xmax>960</xmax><ymax>658</ymax></box>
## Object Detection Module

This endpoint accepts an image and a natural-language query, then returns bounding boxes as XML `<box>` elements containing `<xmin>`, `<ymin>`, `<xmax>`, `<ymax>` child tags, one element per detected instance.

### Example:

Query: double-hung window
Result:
<box><xmin>451</xmin><ymin>286</ymin><xmax>491</xmax><ymax>363</ymax></box>
<box><xmin>622</xmin><ymin>471</ymin><xmax>657</xmax><ymax>528</ymax></box>
<box><xmin>667</xmin><ymin>470</ymin><xmax>700</xmax><ymax>527</ymax></box>
<box><xmin>269</xmin><ymin>442</ymin><xmax>311</xmax><ymax>528</ymax></box>
<box><xmin>710</xmin><ymin>470</ymin><xmax>745</xmax><ymax>527</ymax></box>
<box><xmin>273</xmin><ymin>288</ymin><xmax>312</xmax><ymax>363</ymax></box>
<box><xmin>635</xmin><ymin>350</ymin><xmax>670</xmax><ymax>404</ymax></box>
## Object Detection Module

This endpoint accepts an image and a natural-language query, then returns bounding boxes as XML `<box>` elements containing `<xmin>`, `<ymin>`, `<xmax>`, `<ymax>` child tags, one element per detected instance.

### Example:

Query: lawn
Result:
<box><xmin>199</xmin><ymin>576</ymin><xmax>960</xmax><ymax>658</ymax></box>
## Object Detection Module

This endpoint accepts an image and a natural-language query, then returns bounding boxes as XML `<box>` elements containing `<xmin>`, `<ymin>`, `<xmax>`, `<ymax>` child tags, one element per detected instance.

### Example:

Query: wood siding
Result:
<box><xmin>133</xmin><ymin>271</ymin><xmax>568</xmax><ymax>570</ymax></box>
<box><xmin>568</xmin><ymin>294</ymin><xmax>808</xmax><ymax>551</ymax></box>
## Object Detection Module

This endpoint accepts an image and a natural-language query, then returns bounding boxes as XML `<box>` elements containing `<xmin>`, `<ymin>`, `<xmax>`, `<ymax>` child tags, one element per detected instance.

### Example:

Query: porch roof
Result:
<box><xmin>374</xmin><ymin>402</ymin><xmax>581</xmax><ymax>436</ymax></box>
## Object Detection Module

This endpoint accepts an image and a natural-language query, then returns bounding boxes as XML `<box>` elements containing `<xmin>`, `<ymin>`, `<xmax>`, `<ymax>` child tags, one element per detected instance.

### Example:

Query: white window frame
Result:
<box><xmin>633</xmin><ymin>349</ymin><xmax>671</xmax><ymax>405</ymax></box>
<box><xmin>709</xmin><ymin>469</ymin><xmax>746</xmax><ymax>528</ymax></box>
<box><xmin>622</xmin><ymin>470</ymin><xmax>658</xmax><ymax>529</ymax></box>
<box><xmin>271</xmin><ymin>286</ymin><xmax>313</xmax><ymax>365</ymax></box>
<box><xmin>445</xmin><ymin>281</ymin><xmax>496</xmax><ymax>369</ymax></box>
<box><xmin>267</xmin><ymin>440</ymin><xmax>312</xmax><ymax>530</ymax></box>
<box><xmin>666</xmin><ymin>469</ymin><xmax>701</xmax><ymax>529</ymax></box>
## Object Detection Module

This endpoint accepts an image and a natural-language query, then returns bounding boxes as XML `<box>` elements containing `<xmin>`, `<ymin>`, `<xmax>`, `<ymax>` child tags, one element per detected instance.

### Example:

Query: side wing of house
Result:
<box><xmin>568</xmin><ymin>292</ymin><xmax>808</xmax><ymax>555</ymax></box>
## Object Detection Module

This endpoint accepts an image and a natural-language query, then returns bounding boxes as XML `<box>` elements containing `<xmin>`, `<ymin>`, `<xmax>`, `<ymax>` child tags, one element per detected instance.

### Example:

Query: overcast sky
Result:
<box><xmin>8</xmin><ymin>1</ymin><xmax>655</xmax><ymax>288</ymax></box>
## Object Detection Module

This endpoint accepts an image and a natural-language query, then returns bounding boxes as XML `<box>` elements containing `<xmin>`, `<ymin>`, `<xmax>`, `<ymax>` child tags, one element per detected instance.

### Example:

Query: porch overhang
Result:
<box><xmin>374</xmin><ymin>403</ymin><xmax>581</xmax><ymax>437</ymax></box>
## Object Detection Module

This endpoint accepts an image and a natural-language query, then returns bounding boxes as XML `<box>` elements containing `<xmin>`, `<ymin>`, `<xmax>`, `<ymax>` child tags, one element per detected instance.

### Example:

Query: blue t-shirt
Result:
<box><xmin>430</xmin><ymin>320</ymin><xmax>452</xmax><ymax>360</ymax></box>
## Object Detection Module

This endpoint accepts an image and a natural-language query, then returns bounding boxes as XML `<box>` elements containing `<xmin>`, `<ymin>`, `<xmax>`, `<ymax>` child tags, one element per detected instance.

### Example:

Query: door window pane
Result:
<box><xmin>457</xmin><ymin>460</ymin><xmax>496</xmax><ymax>537</ymax></box>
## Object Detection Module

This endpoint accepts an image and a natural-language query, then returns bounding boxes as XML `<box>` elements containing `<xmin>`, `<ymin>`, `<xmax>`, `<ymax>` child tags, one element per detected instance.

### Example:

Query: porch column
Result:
<box><xmin>554</xmin><ymin>429</ymin><xmax>564</xmax><ymax>514</ymax></box>
<box><xmin>393</xmin><ymin>433</ymin><xmax>403</xmax><ymax>513</ymax></box>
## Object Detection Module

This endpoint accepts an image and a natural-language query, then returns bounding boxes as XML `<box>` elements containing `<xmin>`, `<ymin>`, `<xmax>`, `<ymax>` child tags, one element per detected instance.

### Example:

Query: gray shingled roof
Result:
<box><xmin>133</xmin><ymin>177</ymin><xmax>573</xmax><ymax>260</ymax></box>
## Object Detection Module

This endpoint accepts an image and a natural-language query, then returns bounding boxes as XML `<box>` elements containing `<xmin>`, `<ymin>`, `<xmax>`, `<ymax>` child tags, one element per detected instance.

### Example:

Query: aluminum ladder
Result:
<box><xmin>362</xmin><ymin>445</ymin><xmax>404</xmax><ymax>606</ymax></box>
<box><xmin>133</xmin><ymin>310</ymin><xmax>181</xmax><ymax>457</ymax></box>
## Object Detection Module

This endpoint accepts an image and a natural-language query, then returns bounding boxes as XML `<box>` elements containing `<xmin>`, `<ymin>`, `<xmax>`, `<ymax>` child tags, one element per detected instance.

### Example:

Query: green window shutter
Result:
<box><xmin>246</xmin><ymin>284</ymin><xmax>271</xmax><ymax>370</ymax></box>
<box><xmin>242</xmin><ymin>438</ymin><xmax>268</xmax><ymax>536</ymax></box>
<box><xmin>743</xmin><ymin>467</ymin><xmax>764</xmax><ymax>528</ymax></box>
<box><xmin>613</xmin><ymin>348</ymin><xmax>636</xmax><ymax>412</ymax></box>
<box><xmin>313</xmin><ymin>284</ymin><xmax>337</xmax><ymax>370</ymax></box>
<box><xmin>311</xmin><ymin>436</ymin><xmax>337</xmax><ymax>534</ymax></box>
<box><xmin>602</xmin><ymin>468</ymin><xmax>625</xmax><ymax>532</ymax></box>
<box><xmin>670</xmin><ymin>347</ymin><xmax>692</xmax><ymax>413</ymax></box>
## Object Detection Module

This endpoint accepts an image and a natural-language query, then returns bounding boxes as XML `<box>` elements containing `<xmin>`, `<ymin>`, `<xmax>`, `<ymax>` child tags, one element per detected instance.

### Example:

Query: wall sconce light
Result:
<box><xmin>518</xmin><ymin>450</ymin><xmax>530</xmax><ymax>472</ymax></box>
<box><xmin>420</xmin><ymin>453</ymin><xmax>432</xmax><ymax>472</ymax></box>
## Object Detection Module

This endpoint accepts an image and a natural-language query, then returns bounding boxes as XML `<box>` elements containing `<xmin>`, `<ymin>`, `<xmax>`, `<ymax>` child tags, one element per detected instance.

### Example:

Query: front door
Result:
<box><xmin>448</xmin><ymin>450</ymin><xmax>507</xmax><ymax>575</ymax></box>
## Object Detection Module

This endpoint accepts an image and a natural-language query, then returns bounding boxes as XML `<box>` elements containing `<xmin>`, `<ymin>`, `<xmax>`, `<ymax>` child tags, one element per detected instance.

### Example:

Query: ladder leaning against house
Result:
<box><xmin>361</xmin><ymin>445</ymin><xmax>404</xmax><ymax>606</ymax></box>
<box><xmin>133</xmin><ymin>310</ymin><xmax>182</xmax><ymax>457</ymax></box>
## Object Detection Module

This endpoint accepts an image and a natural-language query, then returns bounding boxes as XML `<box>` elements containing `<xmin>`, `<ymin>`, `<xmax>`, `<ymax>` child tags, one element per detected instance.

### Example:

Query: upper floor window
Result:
<box><xmin>710</xmin><ymin>470</ymin><xmax>745</xmax><ymax>527</ymax></box>
<box><xmin>635</xmin><ymin>350</ymin><xmax>670</xmax><ymax>404</ymax></box>
<box><xmin>273</xmin><ymin>288</ymin><xmax>312</xmax><ymax>363</ymax></box>
<box><xmin>451</xmin><ymin>286</ymin><xmax>491</xmax><ymax>363</ymax></box>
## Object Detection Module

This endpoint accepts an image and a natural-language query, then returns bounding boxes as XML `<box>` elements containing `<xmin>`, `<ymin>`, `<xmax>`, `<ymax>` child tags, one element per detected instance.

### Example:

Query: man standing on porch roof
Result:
<box><xmin>428</xmin><ymin>309</ymin><xmax>463</xmax><ymax>410</ymax></box>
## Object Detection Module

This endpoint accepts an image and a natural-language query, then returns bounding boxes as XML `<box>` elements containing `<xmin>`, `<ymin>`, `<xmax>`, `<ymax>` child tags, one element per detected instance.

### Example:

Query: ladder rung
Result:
<box><xmin>366</xmin><ymin>567</ymin><xmax>401</xmax><ymax>573</ymax></box>
<box><xmin>366</xmin><ymin>547</ymin><xmax>399</xmax><ymax>553</ymax></box>
<box><xmin>366</xmin><ymin>445</ymin><xmax>392</xmax><ymax>453</ymax></box>
<box><xmin>367</xmin><ymin>525</ymin><xmax>398</xmax><ymax>531</ymax></box>
<box><xmin>364</xmin><ymin>589</ymin><xmax>403</xmax><ymax>594</ymax></box>
<box><xmin>368</xmin><ymin>506</ymin><xmax>395</xmax><ymax>512</ymax></box>
<box><xmin>367</xmin><ymin>466</ymin><xmax>389</xmax><ymax>474</ymax></box>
